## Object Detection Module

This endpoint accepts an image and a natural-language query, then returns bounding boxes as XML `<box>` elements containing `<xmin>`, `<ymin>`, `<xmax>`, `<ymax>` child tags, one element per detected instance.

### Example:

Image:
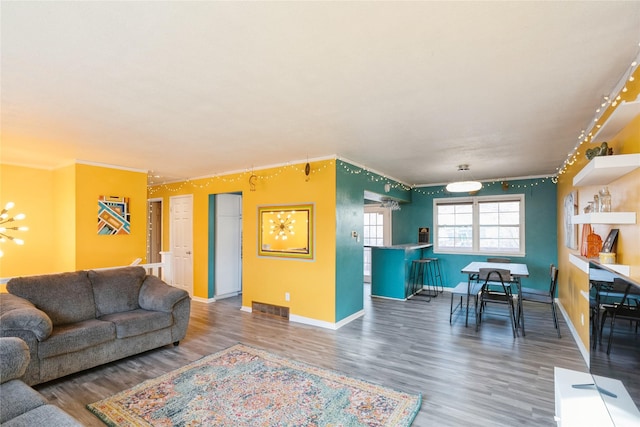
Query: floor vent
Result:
<box><xmin>252</xmin><ymin>301</ymin><xmax>290</xmax><ymax>320</ymax></box>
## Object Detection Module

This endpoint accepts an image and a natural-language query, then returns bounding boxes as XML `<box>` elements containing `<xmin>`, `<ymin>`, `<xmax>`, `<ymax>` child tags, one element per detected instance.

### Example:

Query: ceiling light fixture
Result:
<box><xmin>446</xmin><ymin>165</ymin><xmax>482</xmax><ymax>193</ymax></box>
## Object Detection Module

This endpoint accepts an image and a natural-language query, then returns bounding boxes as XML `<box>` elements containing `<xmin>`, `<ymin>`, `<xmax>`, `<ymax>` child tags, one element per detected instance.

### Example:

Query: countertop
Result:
<box><xmin>370</xmin><ymin>243</ymin><xmax>432</xmax><ymax>250</ymax></box>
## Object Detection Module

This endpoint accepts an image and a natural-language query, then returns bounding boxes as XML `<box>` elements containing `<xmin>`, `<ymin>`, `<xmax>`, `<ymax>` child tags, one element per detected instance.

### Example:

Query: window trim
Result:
<box><xmin>433</xmin><ymin>194</ymin><xmax>526</xmax><ymax>257</ymax></box>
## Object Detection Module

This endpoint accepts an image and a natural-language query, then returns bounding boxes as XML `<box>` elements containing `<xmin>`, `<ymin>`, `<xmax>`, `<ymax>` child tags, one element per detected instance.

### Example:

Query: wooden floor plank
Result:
<box><xmin>35</xmin><ymin>287</ymin><xmax>588</xmax><ymax>426</ymax></box>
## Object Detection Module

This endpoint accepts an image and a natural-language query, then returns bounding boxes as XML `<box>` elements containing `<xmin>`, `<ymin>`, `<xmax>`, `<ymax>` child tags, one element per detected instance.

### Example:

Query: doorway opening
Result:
<box><xmin>210</xmin><ymin>193</ymin><xmax>243</xmax><ymax>300</ymax></box>
<box><xmin>147</xmin><ymin>199</ymin><xmax>163</xmax><ymax>264</ymax></box>
<box><xmin>363</xmin><ymin>205</ymin><xmax>392</xmax><ymax>284</ymax></box>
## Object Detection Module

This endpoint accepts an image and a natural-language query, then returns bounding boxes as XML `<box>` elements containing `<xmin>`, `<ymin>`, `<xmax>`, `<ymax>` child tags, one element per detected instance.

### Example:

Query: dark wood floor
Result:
<box><xmin>35</xmin><ymin>286</ymin><xmax>588</xmax><ymax>426</ymax></box>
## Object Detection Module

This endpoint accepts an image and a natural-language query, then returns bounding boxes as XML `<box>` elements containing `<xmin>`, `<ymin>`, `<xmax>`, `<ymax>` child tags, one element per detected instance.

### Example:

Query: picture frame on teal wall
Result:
<box><xmin>258</xmin><ymin>204</ymin><xmax>314</xmax><ymax>259</ymax></box>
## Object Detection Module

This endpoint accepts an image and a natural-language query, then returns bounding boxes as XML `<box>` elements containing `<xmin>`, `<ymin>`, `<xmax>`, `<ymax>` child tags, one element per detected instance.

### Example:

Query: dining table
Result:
<box><xmin>460</xmin><ymin>261</ymin><xmax>530</xmax><ymax>333</ymax></box>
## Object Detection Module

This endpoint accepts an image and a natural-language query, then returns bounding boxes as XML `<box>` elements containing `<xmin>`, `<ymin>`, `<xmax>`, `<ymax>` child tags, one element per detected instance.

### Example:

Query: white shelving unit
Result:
<box><xmin>572</xmin><ymin>212</ymin><xmax>636</xmax><ymax>225</ymax></box>
<box><xmin>570</xmin><ymin>153</ymin><xmax>638</xmax><ymax>273</ymax></box>
<box><xmin>591</xmin><ymin>100</ymin><xmax>640</xmax><ymax>144</ymax></box>
<box><xmin>573</xmin><ymin>153</ymin><xmax>640</xmax><ymax>187</ymax></box>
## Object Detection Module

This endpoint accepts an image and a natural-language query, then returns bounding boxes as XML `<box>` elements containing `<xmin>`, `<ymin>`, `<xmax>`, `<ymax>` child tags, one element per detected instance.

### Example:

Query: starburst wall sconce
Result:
<box><xmin>0</xmin><ymin>202</ymin><xmax>28</xmax><ymax>257</ymax></box>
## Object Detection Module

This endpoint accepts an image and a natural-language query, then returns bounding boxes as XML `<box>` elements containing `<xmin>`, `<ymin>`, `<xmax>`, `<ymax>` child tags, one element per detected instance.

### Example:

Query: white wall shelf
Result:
<box><xmin>591</xmin><ymin>100</ymin><xmax>640</xmax><ymax>144</ymax></box>
<box><xmin>568</xmin><ymin>254</ymin><xmax>630</xmax><ymax>277</ymax></box>
<box><xmin>572</xmin><ymin>212</ymin><xmax>636</xmax><ymax>225</ymax></box>
<box><xmin>573</xmin><ymin>153</ymin><xmax>640</xmax><ymax>187</ymax></box>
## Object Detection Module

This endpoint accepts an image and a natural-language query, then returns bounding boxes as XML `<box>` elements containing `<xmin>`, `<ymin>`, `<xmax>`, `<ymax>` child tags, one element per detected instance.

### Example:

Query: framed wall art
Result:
<box><xmin>258</xmin><ymin>204</ymin><xmax>314</xmax><ymax>259</ymax></box>
<box><xmin>98</xmin><ymin>195</ymin><xmax>131</xmax><ymax>235</ymax></box>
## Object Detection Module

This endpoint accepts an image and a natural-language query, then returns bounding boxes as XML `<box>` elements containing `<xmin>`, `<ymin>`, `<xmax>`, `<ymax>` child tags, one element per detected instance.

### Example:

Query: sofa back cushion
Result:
<box><xmin>7</xmin><ymin>271</ymin><xmax>96</xmax><ymax>326</ymax></box>
<box><xmin>88</xmin><ymin>267</ymin><xmax>146</xmax><ymax>317</ymax></box>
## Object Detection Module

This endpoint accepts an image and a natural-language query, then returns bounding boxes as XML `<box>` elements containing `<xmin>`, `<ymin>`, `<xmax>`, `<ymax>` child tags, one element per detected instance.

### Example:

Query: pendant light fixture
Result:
<box><xmin>446</xmin><ymin>165</ymin><xmax>482</xmax><ymax>193</ymax></box>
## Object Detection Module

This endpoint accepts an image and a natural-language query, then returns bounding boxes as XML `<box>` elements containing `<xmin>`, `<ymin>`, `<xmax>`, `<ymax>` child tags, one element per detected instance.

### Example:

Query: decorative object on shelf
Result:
<box><xmin>586</xmin><ymin>142</ymin><xmax>612</xmax><ymax>160</ymax></box>
<box><xmin>583</xmin><ymin>201</ymin><xmax>595</xmax><ymax>214</ymax></box>
<box><xmin>446</xmin><ymin>164</ymin><xmax>482</xmax><ymax>193</ymax></box>
<box><xmin>587</xmin><ymin>232</ymin><xmax>603</xmax><ymax>258</ymax></box>
<box><xmin>598</xmin><ymin>186</ymin><xmax>611</xmax><ymax>212</ymax></box>
<box><xmin>599</xmin><ymin>252</ymin><xmax>616</xmax><ymax>264</ymax></box>
<box><xmin>601</xmin><ymin>228</ymin><xmax>619</xmax><ymax>253</ymax></box>
<box><xmin>0</xmin><ymin>202</ymin><xmax>28</xmax><ymax>258</ymax></box>
<box><xmin>564</xmin><ymin>191</ymin><xmax>578</xmax><ymax>249</ymax></box>
<box><xmin>580</xmin><ymin>224</ymin><xmax>592</xmax><ymax>257</ymax></box>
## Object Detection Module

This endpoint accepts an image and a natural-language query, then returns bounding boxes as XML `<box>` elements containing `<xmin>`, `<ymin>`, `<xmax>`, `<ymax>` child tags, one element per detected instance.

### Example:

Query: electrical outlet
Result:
<box><xmin>285</xmin><ymin>292</ymin><xmax>290</xmax><ymax>302</ymax></box>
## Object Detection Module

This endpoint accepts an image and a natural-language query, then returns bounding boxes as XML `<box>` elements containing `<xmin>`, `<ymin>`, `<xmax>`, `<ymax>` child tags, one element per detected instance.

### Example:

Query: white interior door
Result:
<box><xmin>215</xmin><ymin>194</ymin><xmax>242</xmax><ymax>298</ymax></box>
<box><xmin>170</xmin><ymin>195</ymin><xmax>193</xmax><ymax>296</ymax></box>
<box><xmin>363</xmin><ymin>206</ymin><xmax>392</xmax><ymax>283</ymax></box>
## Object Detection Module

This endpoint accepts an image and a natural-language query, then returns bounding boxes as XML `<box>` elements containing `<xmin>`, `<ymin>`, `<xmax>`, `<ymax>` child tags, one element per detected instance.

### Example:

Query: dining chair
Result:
<box><xmin>449</xmin><ymin>279</ymin><xmax>483</xmax><ymax>324</ymax></box>
<box><xmin>520</xmin><ymin>264</ymin><xmax>561</xmax><ymax>338</ymax></box>
<box><xmin>476</xmin><ymin>268</ymin><xmax>517</xmax><ymax>338</ymax></box>
<box><xmin>486</xmin><ymin>257</ymin><xmax>511</xmax><ymax>263</ymax></box>
<box><xmin>599</xmin><ymin>279</ymin><xmax>640</xmax><ymax>355</ymax></box>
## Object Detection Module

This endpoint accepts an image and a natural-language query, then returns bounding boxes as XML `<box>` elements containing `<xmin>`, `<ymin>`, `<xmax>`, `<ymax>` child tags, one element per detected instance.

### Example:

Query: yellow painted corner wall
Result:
<box><xmin>557</xmin><ymin>107</ymin><xmax>640</xmax><ymax>351</ymax></box>
<box><xmin>74</xmin><ymin>163</ymin><xmax>148</xmax><ymax>269</ymax></box>
<box><xmin>53</xmin><ymin>164</ymin><xmax>76</xmax><ymax>272</ymax></box>
<box><xmin>0</xmin><ymin>164</ymin><xmax>57</xmax><ymax>277</ymax></box>
<box><xmin>149</xmin><ymin>160</ymin><xmax>338</xmax><ymax>323</ymax></box>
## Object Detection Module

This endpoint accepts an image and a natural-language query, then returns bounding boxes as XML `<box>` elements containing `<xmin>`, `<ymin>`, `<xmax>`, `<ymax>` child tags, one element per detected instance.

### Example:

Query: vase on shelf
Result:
<box><xmin>598</xmin><ymin>187</ymin><xmax>611</xmax><ymax>212</ymax></box>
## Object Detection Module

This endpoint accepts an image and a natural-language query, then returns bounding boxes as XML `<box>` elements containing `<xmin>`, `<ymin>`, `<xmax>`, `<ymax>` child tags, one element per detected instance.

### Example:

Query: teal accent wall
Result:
<box><xmin>335</xmin><ymin>160</ymin><xmax>411</xmax><ymax>322</ymax></box>
<box><xmin>392</xmin><ymin>178</ymin><xmax>558</xmax><ymax>293</ymax></box>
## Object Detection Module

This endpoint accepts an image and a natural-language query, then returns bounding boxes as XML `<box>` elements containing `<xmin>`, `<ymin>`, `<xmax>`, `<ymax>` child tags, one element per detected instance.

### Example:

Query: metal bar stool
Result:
<box><xmin>423</xmin><ymin>257</ymin><xmax>444</xmax><ymax>296</ymax></box>
<box><xmin>409</xmin><ymin>259</ymin><xmax>432</xmax><ymax>301</ymax></box>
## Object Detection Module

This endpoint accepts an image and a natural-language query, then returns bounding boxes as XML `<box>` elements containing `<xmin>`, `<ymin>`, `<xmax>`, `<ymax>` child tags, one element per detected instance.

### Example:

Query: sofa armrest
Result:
<box><xmin>0</xmin><ymin>293</ymin><xmax>53</xmax><ymax>341</ymax></box>
<box><xmin>0</xmin><ymin>337</ymin><xmax>30</xmax><ymax>383</ymax></box>
<box><xmin>139</xmin><ymin>275</ymin><xmax>189</xmax><ymax>313</ymax></box>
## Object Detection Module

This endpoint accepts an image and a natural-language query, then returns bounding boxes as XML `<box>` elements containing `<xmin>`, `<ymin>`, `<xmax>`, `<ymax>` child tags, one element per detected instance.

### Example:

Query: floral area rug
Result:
<box><xmin>87</xmin><ymin>343</ymin><xmax>421</xmax><ymax>426</ymax></box>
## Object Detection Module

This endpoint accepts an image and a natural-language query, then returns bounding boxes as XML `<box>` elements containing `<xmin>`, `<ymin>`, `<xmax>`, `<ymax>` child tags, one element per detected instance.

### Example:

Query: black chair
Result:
<box><xmin>476</xmin><ymin>268</ymin><xmax>517</xmax><ymax>338</ymax></box>
<box><xmin>599</xmin><ymin>279</ymin><xmax>640</xmax><ymax>355</ymax></box>
<box><xmin>450</xmin><ymin>279</ymin><xmax>483</xmax><ymax>324</ymax></box>
<box><xmin>520</xmin><ymin>264</ymin><xmax>561</xmax><ymax>338</ymax></box>
<box><xmin>487</xmin><ymin>257</ymin><xmax>511</xmax><ymax>263</ymax></box>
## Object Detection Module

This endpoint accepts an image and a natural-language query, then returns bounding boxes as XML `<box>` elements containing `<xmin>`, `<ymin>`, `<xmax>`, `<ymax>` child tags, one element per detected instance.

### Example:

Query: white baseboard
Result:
<box><xmin>240</xmin><ymin>306</ymin><xmax>365</xmax><ymax>330</ymax></box>
<box><xmin>556</xmin><ymin>299</ymin><xmax>589</xmax><ymax>367</ymax></box>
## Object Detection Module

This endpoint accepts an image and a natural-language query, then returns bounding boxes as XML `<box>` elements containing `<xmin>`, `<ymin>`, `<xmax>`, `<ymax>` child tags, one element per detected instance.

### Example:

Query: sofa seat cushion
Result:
<box><xmin>7</xmin><ymin>271</ymin><xmax>96</xmax><ymax>326</ymax></box>
<box><xmin>99</xmin><ymin>309</ymin><xmax>173</xmax><ymax>339</ymax></box>
<box><xmin>0</xmin><ymin>379</ymin><xmax>47</xmax><ymax>424</ymax></box>
<box><xmin>2</xmin><ymin>404</ymin><xmax>84</xmax><ymax>427</ymax></box>
<box><xmin>38</xmin><ymin>319</ymin><xmax>115</xmax><ymax>359</ymax></box>
<box><xmin>89</xmin><ymin>267</ymin><xmax>147</xmax><ymax>317</ymax></box>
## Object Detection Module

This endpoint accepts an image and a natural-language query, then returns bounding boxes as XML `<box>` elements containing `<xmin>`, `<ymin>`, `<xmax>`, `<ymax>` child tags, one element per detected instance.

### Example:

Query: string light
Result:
<box><xmin>148</xmin><ymin>161</ymin><xmax>333</xmax><ymax>195</ymax></box>
<box><xmin>556</xmin><ymin>43</ymin><xmax>640</xmax><ymax>177</ymax></box>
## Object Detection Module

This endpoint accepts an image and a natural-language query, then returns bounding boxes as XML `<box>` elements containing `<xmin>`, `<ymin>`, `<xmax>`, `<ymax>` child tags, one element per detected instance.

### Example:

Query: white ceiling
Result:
<box><xmin>2</xmin><ymin>1</ymin><xmax>640</xmax><ymax>186</ymax></box>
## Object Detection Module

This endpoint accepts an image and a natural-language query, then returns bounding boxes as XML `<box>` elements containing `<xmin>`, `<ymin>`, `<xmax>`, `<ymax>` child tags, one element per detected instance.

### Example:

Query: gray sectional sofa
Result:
<box><xmin>0</xmin><ymin>266</ymin><xmax>191</xmax><ymax>386</ymax></box>
<box><xmin>0</xmin><ymin>337</ymin><xmax>83</xmax><ymax>426</ymax></box>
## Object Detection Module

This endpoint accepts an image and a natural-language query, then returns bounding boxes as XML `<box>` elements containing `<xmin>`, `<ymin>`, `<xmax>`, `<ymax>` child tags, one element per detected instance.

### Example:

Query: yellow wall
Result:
<box><xmin>0</xmin><ymin>162</ymin><xmax>148</xmax><ymax>278</ymax></box>
<box><xmin>53</xmin><ymin>164</ymin><xmax>76</xmax><ymax>272</ymax></box>
<box><xmin>74</xmin><ymin>163</ymin><xmax>148</xmax><ymax>269</ymax></box>
<box><xmin>149</xmin><ymin>160</ymin><xmax>338</xmax><ymax>323</ymax></box>
<box><xmin>557</xmin><ymin>68</ymin><xmax>640</xmax><ymax>350</ymax></box>
<box><xmin>0</xmin><ymin>164</ymin><xmax>57</xmax><ymax>276</ymax></box>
